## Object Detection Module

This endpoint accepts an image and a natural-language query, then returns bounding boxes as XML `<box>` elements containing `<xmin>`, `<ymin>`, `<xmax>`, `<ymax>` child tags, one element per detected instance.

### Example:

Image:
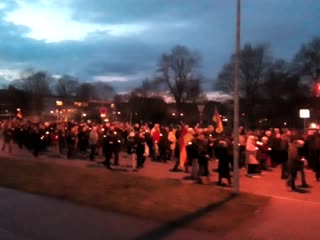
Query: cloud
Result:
<box><xmin>0</xmin><ymin>0</ymin><xmax>320</xmax><ymax>93</ymax></box>
<box><xmin>70</xmin><ymin>0</ymin><xmax>219</xmax><ymax>24</ymax></box>
<box><xmin>0</xmin><ymin>67</ymin><xmax>20</xmax><ymax>81</ymax></box>
<box><xmin>0</xmin><ymin>0</ymin><xmax>18</xmax><ymax>13</ymax></box>
<box><xmin>5</xmin><ymin>1</ymin><xmax>150</xmax><ymax>42</ymax></box>
<box><xmin>0</xmin><ymin>14</ymin><xmax>160</xmax><ymax>89</ymax></box>
<box><xmin>93</xmin><ymin>75</ymin><xmax>128</xmax><ymax>82</ymax></box>
<box><xmin>241</xmin><ymin>0</ymin><xmax>320</xmax><ymax>59</ymax></box>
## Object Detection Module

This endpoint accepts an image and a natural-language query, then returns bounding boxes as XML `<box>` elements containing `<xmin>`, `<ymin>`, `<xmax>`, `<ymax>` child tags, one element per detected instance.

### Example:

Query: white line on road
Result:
<box><xmin>271</xmin><ymin>195</ymin><xmax>320</xmax><ymax>204</ymax></box>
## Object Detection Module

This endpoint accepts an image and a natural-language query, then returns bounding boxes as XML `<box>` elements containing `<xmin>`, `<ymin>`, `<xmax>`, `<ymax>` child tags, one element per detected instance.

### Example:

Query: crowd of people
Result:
<box><xmin>240</xmin><ymin>127</ymin><xmax>317</xmax><ymax>191</ymax></box>
<box><xmin>1</xmin><ymin>118</ymin><xmax>320</xmax><ymax>190</ymax></box>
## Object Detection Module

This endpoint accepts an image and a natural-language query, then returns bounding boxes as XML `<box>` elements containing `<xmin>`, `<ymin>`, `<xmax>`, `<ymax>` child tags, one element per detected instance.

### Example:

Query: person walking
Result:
<box><xmin>66</xmin><ymin>126</ymin><xmax>77</xmax><ymax>159</ymax></box>
<box><xmin>195</xmin><ymin>133</ymin><xmax>210</xmax><ymax>183</ymax></box>
<box><xmin>89</xmin><ymin>126</ymin><xmax>99</xmax><ymax>161</ymax></box>
<box><xmin>2</xmin><ymin>123</ymin><xmax>13</xmax><ymax>153</ymax></box>
<box><xmin>256</xmin><ymin>136</ymin><xmax>272</xmax><ymax>172</ymax></box>
<box><xmin>168</xmin><ymin>128</ymin><xmax>177</xmax><ymax>161</ymax></box>
<box><xmin>280</xmin><ymin>131</ymin><xmax>290</xmax><ymax>179</ymax></box>
<box><xmin>215</xmin><ymin>138</ymin><xmax>232</xmax><ymax>186</ymax></box>
<box><xmin>246</xmin><ymin>134</ymin><xmax>261</xmax><ymax>177</ymax></box>
<box><xmin>287</xmin><ymin>136</ymin><xmax>307</xmax><ymax>191</ymax></box>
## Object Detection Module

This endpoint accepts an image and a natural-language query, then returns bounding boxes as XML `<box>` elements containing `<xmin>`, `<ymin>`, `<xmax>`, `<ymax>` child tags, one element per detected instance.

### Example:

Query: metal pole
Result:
<box><xmin>233</xmin><ymin>0</ymin><xmax>241</xmax><ymax>194</ymax></box>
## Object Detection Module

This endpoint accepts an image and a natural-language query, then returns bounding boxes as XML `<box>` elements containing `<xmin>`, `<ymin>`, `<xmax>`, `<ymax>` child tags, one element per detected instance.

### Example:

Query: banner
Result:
<box><xmin>212</xmin><ymin>107</ymin><xmax>224</xmax><ymax>133</ymax></box>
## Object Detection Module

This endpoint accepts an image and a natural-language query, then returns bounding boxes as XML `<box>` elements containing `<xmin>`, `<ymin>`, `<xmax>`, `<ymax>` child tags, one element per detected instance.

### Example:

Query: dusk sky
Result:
<box><xmin>0</xmin><ymin>0</ymin><xmax>319</xmax><ymax>92</ymax></box>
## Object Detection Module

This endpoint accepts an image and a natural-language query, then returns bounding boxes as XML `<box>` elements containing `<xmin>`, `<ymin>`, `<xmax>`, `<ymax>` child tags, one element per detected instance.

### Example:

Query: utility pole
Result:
<box><xmin>233</xmin><ymin>0</ymin><xmax>241</xmax><ymax>194</ymax></box>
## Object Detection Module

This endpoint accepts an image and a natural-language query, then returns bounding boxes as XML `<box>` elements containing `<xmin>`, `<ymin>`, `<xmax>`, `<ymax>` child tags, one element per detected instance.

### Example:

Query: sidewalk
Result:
<box><xmin>1</xmin><ymin>187</ymin><xmax>319</xmax><ymax>240</ymax></box>
<box><xmin>225</xmin><ymin>197</ymin><xmax>320</xmax><ymax>240</ymax></box>
<box><xmin>2</xmin><ymin>141</ymin><xmax>320</xmax><ymax>203</ymax></box>
<box><xmin>1</xmin><ymin>142</ymin><xmax>320</xmax><ymax>239</ymax></box>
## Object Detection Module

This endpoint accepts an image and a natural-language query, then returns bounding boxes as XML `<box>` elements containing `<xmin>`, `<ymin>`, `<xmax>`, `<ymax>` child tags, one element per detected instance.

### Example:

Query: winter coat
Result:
<box><xmin>246</xmin><ymin>135</ymin><xmax>259</xmax><ymax>165</ymax></box>
<box><xmin>288</xmin><ymin>140</ymin><xmax>304</xmax><ymax>173</ymax></box>
<box><xmin>215</xmin><ymin>140</ymin><xmax>231</xmax><ymax>178</ymax></box>
<box><xmin>168</xmin><ymin>131</ymin><xmax>177</xmax><ymax>151</ymax></box>
<box><xmin>256</xmin><ymin>142</ymin><xmax>270</xmax><ymax>161</ymax></box>
<box><xmin>89</xmin><ymin>128</ymin><xmax>99</xmax><ymax>145</ymax></box>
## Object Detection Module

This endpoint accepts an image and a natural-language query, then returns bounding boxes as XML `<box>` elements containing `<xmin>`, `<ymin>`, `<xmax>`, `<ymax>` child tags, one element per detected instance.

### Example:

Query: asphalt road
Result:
<box><xmin>1</xmin><ymin>188</ymin><xmax>319</xmax><ymax>240</ymax></box>
<box><xmin>0</xmin><ymin>188</ymin><xmax>217</xmax><ymax>240</ymax></box>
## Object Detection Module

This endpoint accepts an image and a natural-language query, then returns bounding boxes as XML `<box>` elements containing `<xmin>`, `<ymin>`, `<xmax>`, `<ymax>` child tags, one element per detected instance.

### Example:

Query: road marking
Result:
<box><xmin>271</xmin><ymin>195</ymin><xmax>320</xmax><ymax>204</ymax></box>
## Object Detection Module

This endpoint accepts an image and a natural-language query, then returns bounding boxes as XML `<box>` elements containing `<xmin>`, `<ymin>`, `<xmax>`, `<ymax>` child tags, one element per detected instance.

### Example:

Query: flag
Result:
<box><xmin>179</xmin><ymin>126</ymin><xmax>188</xmax><ymax>168</ymax></box>
<box><xmin>212</xmin><ymin>107</ymin><xmax>224</xmax><ymax>133</ymax></box>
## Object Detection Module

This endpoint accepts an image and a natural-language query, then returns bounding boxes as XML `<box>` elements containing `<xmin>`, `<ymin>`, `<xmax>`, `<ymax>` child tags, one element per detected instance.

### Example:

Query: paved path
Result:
<box><xmin>226</xmin><ymin>197</ymin><xmax>320</xmax><ymax>240</ymax></box>
<box><xmin>0</xmin><ymin>188</ymin><xmax>319</xmax><ymax>240</ymax></box>
<box><xmin>1</xmin><ymin>141</ymin><xmax>320</xmax><ymax>239</ymax></box>
<box><xmin>0</xmin><ymin>188</ymin><xmax>218</xmax><ymax>240</ymax></box>
<box><xmin>2</xmin><ymin>141</ymin><xmax>320</xmax><ymax>202</ymax></box>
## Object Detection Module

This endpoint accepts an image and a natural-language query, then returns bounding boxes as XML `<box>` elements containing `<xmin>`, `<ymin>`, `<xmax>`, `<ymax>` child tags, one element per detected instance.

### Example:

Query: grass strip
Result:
<box><xmin>0</xmin><ymin>157</ymin><xmax>269</xmax><ymax>234</ymax></box>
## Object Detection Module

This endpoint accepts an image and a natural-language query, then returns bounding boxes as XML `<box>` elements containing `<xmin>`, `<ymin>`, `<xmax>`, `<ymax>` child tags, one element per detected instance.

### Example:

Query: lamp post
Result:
<box><xmin>299</xmin><ymin>109</ymin><xmax>310</xmax><ymax>134</ymax></box>
<box><xmin>233</xmin><ymin>0</ymin><xmax>241</xmax><ymax>194</ymax></box>
<box><xmin>56</xmin><ymin>100</ymin><xmax>63</xmax><ymax>120</ymax></box>
<box><xmin>82</xmin><ymin>112</ymin><xmax>87</xmax><ymax>122</ymax></box>
<box><xmin>197</xmin><ymin>104</ymin><xmax>205</xmax><ymax>126</ymax></box>
<box><xmin>111</xmin><ymin>103</ymin><xmax>116</xmax><ymax>121</ymax></box>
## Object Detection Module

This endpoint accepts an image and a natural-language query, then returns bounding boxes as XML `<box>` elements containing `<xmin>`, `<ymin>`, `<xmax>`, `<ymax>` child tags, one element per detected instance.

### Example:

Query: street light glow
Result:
<box><xmin>56</xmin><ymin>100</ymin><xmax>63</xmax><ymax>106</ymax></box>
<box><xmin>310</xmin><ymin>122</ymin><xmax>318</xmax><ymax>129</ymax></box>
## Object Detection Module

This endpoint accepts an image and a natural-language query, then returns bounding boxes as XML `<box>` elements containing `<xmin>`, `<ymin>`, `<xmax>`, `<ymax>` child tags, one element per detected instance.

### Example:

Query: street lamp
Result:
<box><xmin>233</xmin><ymin>0</ymin><xmax>241</xmax><ymax>194</ymax></box>
<box><xmin>299</xmin><ymin>109</ymin><xmax>310</xmax><ymax>134</ymax></box>
<box><xmin>56</xmin><ymin>100</ymin><xmax>63</xmax><ymax>120</ymax></box>
<box><xmin>197</xmin><ymin>104</ymin><xmax>205</xmax><ymax>126</ymax></box>
<box><xmin>81</xmin><ymin>113</ymin><xmax>87</xmax><ymax>122</ymax></box>
<box><xmin>56</xmin><ymin>100</ymin><xmax>63</xmax><ymax>107</ymax></box>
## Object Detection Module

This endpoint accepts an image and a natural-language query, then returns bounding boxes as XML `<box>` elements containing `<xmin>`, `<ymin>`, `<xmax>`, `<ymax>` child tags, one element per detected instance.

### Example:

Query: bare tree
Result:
<box><xmin>260</xmin><ymin>59</ymin><xmax>310</xmax><ymax>126</ymax></box>
<box><xmin>12</xmin><ymin>70</ymin><xmax>52</xmax><ymax>114</ymax></box>
<box><xmin>215</xmin><ymin>43</ymin><xmax>271</xmax><ymax>97</ymax></box>
<box><xmin>157</xmin><ymin>45</ymin><xmax>203</xmax><ymax>113</ymax></box>
<box><xmin>214</xmin><ymin>43</ymin><xmax>272</xmax><ymax>128</ymax></box>
<box><xmin>13</xmin><ymin>70</ymin><xmax>51</xmax><ymax>95</ymax></box>
<box><xmin>132</xmin><ymin>78</ymin><xmax>159</xmax><ymax>98</ymax></box>
<box><xmin>76</xmin><ymin>82</ymin><xmax>96</xmax><ymax>102</ymax></box>
<box><xmin>54</xmin><ymin>75</ymin><xmax>79</xmax><ymax>97</ymax></box>
<box><xmin>185</xmin><ymin>78</ymin><xmax>206</xmax><ymax>103</ymax></box>
<box><xmin>293</xmin><ymin>37</ymin><xmax>320</xmax><ymax>84</ymax></box>
<box><xmin>292</xmin><ymin>37</ymin><xmax>320</xmax><ymax>96</ymax></box>
<box><xmin>214</xmin><ymin>63</ymin><xmax>234</xmax><ymax>93</ymax></box>
<box><xmin>92</xmin><ymin>81</ymin><xmax>115</xmax><ymax>100</ymax></box>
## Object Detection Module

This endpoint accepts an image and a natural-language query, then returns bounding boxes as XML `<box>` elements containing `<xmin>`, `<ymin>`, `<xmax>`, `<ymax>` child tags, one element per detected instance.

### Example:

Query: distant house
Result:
<box><xmin>0</xmin><ymin>88</ymin><xmax>27</xmax><ymax>119</ymax></box>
